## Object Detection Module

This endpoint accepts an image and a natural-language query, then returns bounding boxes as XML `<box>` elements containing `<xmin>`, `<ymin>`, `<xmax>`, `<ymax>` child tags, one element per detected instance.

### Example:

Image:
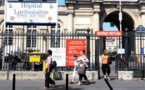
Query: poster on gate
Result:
<box><xmin>50</xmin><ymin>48</ymin><xmax>66</xmax><ymax>66</ymax></box>
<box><xmin>66</xmin><ymin>39</ymin><xmax>86</xmax><ymax>67</ymax></box>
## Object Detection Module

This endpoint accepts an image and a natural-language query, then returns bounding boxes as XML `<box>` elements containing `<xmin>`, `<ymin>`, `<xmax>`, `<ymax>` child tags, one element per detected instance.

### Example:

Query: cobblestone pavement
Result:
<box><xmin>0</xmin><ymin>79</ymin><xmax>145</xmax><ymax>90</ymax></box>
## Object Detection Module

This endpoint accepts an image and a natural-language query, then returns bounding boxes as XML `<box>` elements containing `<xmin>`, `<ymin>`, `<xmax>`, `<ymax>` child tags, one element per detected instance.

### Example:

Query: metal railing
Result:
<box><xmin>106</xmin><ymin>31</ymin><xmax>145</xmax><ymax>79</ymax></box>
<box><xmin>0</xmin><ymin>31</ymin><xmax>96</xmax><ymax>71</ymax></box>
<box><xmin>0</xmin><ymin>30</ymin><xmax>145</xmax><ymax>79</ymax></box>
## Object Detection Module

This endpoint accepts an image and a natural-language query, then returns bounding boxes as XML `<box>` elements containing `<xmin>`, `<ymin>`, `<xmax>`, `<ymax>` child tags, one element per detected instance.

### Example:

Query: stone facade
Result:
<box><xmin>0</xmin><ymin>0</ymin><xmax>144</xmax><ymax>31</ymax></box>
<box><xmin>0</xmin><ymin>0</ymin><xmax>144</xmax><ymax>54</ymax></box>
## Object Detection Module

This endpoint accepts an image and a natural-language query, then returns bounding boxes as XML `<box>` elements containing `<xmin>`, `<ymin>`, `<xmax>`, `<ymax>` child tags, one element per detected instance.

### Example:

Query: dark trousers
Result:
<box><xmin>79</xmin><ymin>67</ymin><xmax>88</xmax><ymax>81</ymax></box>
<box><xmin>102</xmin><ymin>64</ymin><xmax>111</xmax><ymax>75</ymax></box>
<box><xmin>45</xmin><ymin>68</ymin><xmax>55</xmax><ymax>88</ymax></box>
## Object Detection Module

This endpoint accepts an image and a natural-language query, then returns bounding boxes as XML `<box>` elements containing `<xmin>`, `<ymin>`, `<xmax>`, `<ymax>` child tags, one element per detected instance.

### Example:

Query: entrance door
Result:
<box><xmin>95</xmin><ymin>31</ymin><xmax>135</xmax><ymax>79</ymax></box>
<box><xmin>95</xmin><ymin>37</ymin><xmax>118</xmax><ymax>79</ymax></box>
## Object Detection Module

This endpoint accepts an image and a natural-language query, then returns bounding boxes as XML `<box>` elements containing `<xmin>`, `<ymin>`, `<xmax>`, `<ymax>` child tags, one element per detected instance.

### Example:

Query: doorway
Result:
<box><xmin>96</xmin><ymin>10</ymin><xmax>135</xmax><ymax>79</ymax></box>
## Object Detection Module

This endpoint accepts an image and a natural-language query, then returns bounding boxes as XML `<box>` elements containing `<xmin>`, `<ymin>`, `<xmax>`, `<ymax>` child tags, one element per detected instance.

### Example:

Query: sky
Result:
<box><xmin>103</xmin><ymin>23</ymin><xmax>118</xmax><ymax>30</ymax></box>
<box><xmin>7</xmin><ymin>0</ymin><xmax>118</xmax><ymax>30</ymax></box>
<box><xmin>58</xmin><ymin>0</ymin><xmax>65</xmax><ymax>5</ymax></box>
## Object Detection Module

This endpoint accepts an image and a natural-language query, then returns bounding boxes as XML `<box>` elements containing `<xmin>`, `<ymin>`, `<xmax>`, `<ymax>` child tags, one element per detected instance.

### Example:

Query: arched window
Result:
<box><xmin>5</xmin><ymin>25</ymin><xmax>13</xmax><ymax>45</ymax></box>
<box><xmin>26</xmin><ymin>25</ymin><xmax>37</xmax><ymax>48</ymax></box>
<box><xmin>51</xmin><ymin>24</ymin><xmax>60</xmax><ymax>48</ymax></box>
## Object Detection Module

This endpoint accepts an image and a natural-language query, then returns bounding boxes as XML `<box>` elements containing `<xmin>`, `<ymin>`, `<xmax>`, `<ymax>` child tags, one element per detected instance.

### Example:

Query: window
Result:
<box><xmin>51</xmin><ymin>24</ymin><xmax>60</xmax><ymax>48</ymax></box>
<box><xmin>5</xmin><ymin>25</ymin><xmax>13</xmax><ymax>45</ymax></box>
<box><xmin>26</xmin><ymin>25</ymin><xmax>37</xmax><ymax>47</ymax></box>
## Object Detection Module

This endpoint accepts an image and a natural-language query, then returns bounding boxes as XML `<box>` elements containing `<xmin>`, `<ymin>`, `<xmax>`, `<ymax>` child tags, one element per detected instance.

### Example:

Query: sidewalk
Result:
<box><xmin>0</xmin><ymin>79</ymin><xmax>145</xmax><ymax>90</ymax></box>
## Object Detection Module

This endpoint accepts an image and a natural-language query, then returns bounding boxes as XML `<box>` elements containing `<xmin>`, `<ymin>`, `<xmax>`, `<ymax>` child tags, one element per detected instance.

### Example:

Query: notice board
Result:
<box><xmin>66</xmin><ymin>39</ymin><xmax>86</xmax><ymax>67</ymax></box>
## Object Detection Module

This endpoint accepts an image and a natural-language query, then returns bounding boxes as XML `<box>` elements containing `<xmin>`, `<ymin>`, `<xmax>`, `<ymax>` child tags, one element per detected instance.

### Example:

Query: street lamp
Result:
<box><xmin>119</xmin><ymin>0</ymin><xmax>123</xmax><ymax>58</ymax></box>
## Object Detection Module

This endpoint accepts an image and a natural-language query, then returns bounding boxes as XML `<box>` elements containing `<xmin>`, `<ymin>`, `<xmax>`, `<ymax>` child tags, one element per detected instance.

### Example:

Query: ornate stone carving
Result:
<box><xmin>106</xmin><ymin>8</ymin><xmax>118</xmax><ymax>15</ymax></box>
<box><xmin>106</xmin><ymin>8</ymin><xmax>140</xmax><ymax>18</ymax></box>
<box><xmin>128</xmin><ymin>9</ymin><xmax>140</xmax><ymax>18</ymax></box>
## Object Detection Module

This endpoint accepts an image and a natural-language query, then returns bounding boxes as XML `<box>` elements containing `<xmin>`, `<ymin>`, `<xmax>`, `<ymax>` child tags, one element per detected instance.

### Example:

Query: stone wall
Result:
<box><xmin>118</xmin><ymin>71</ymin><xmax>134</xmax><ymax>80</ymax></box>
<box><xmin>0</xmin><ymin>71</ymin><xmax>45</xmax><ymax>80</ymax></box>
<box><xmin>0</xmin><ymin>71</ymin><xmax>98</xmax><ymax>80</ymax></box>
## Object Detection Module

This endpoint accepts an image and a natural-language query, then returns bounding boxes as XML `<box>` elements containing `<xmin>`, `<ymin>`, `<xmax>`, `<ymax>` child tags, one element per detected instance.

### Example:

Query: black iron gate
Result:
<box><xmin>95</xmin><ymin>31</ymin><xmax>145</xmax><ymax>79</ymax></box>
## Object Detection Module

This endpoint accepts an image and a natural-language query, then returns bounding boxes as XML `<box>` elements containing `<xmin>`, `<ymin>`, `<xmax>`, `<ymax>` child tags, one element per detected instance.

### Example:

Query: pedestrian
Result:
<box><xmin>77</xmin><ymin>50</ymin><xmax>89</xmax><ymax>86</ymax></box>
<box><xmin>50</xmin><ymin>60</ymin><xmax>57</xmax><ymax>81</ymax></box>
<box><xmin>107</xmin><ymin>51</ymin><xmax>112</xmax><ymax>81</ymax></box>
<box><xmin>101</xmin><ymin>49</ymin><xmax>111</xmax><ymax>80</ymax></box>
<box><xmin>107</xmin><ymin>63</ymin><xmax>111</xmax><ymax>80</ymax></box>
<box><xmin>70</xmin><ymin>54</ymin><xmax>79</xmax><ymax>84</ymax></box>
<box><xmin>44</xmin><ymin>50</ymin><xmax>55</xmax><ymax>89</ymax></box>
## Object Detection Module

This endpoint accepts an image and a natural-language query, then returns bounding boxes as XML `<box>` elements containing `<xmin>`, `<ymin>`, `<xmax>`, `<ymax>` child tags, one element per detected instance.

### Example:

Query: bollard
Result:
<box><xmin>7</xmin><ymin>69</ymin><xmax>9</xmax><ymax>80</ymax></box>
<box><xmin>12</xmin><ymin>74</ymin><xmax>16</xmax><ymax>90</ymax></box>
<box><xmin>66</xmin><ymin>74</ymin><xmax>69</xmax><ymax>90</ymax></box>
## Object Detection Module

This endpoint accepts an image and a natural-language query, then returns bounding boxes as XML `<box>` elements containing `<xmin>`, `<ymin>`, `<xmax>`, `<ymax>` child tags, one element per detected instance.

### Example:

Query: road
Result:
<box><xmin>0</xmin><ymin>61</ymin><xmax>144</xmax><ymax>90</ymax></box>
<box><xmin>0</xmin><ymin>79</ymin><xmax>145</xmax><ymax>90</ymax></box>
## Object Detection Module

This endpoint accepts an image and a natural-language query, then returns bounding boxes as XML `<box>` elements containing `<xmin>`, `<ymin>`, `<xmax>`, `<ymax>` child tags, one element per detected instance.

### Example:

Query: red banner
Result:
<box><xmin>96</xmin><ymin>31</ymin><xmax>122</xmax><ymax>37</ymax></box>
<box><xmin>66</xmin><ymin>39</ymin><xmax>86</xmax><ymax>67</ymax></box>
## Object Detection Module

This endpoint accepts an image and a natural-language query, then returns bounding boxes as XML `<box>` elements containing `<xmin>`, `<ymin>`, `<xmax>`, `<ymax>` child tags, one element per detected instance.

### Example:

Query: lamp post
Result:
<box><xmin>86</xmin><ymin>28</ymin><xmax>90</xmax><ymax>70</ymax></box>
<box><xmin>2</xmin><ymin>0</ymin><xmax>7</xmax><ymax>71</ymax></box>
<box><xmin>55</xmin><ymin>0</ymin><xmax>58</xmax><ymax>47</ymax></box>
<box><xmin>119</xmin><ymin>0</ymin><xmax>123</xmax><ymax>58</ymax></box>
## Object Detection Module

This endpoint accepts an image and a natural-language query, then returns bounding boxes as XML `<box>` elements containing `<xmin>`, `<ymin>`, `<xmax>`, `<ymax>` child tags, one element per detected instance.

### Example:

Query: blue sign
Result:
<box><xmin>136</xmin><ymin>25</ymin><xmax>145</xmax><ymax>33</ymax></box>
<box><xmin>141</xmin><ymin>47</ymin><xmax>144</xmax><ymax>55</ymax></box>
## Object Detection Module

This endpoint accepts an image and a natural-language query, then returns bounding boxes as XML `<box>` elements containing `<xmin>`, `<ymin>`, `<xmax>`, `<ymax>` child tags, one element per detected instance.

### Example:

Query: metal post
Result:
<box><xmin>55</xmin><ymin>0</ymin><xmax>58</xmax><ymax>47</ymax></box>
<box><xmin>140</xmin><ymin>34</ymin><xmax>143</xmax><ymax>80</ymax></box>
<box><xmin>119</xmin><ymin>0</ymin><xmax>123</xmax><ymax>58</ymax></box>
<box><xmin>66</xmin><ymin>74</ymin><xmax>69</xmax><ymax>90</ymax></box>
<box><xmin>75</xmin><ymin>29</ymin><xmax>91</xmax><ymax>70</ymax></box>
<box><xmin>86</xmin><ymin>28</ymin><xmax>90</xmax><ymax>70</ymax></box>
<box><xmin>143</xmin><ymin>56</ymin><xmax>145</xmax><ymax>78</ymax></box>
<box><xmin>12</xmin><ymin>74</ymin><xmax>16</xmax><ymax>90</ymax></box>
<box><xmin>2</xmin><ymin>29</ymin><xmax>5</xmax><ymax>70</ymax></box>
<box><xmin>125</xmin><ymin>29</ymin><xmax>128</xmax><ymax>70</ymax></box>
<box><xmin>95</xmin><ymin>39</ymin><xmax>100</xmax><ymax>79</ymax></box>
<box><xmin>7</xmin><ymin>68</ymin><xmax>9</xmax><ymax>80</ymax></box>
<box><xmin>2</xmin><ymin>0</ymin><xmax>7</xmax><ymax>71</ymax></box>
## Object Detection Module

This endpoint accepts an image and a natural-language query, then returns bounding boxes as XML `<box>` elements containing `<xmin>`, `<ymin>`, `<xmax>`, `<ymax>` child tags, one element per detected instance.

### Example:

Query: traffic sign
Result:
<box><xmin>136</xmin><ymin>25</ymin><xmax>145</xmax><ymax>33</ymax></box>
<box><xmin>96</xmin><ymin>31</ymin><xmax>122</xmax><ymax>37</ymax></box>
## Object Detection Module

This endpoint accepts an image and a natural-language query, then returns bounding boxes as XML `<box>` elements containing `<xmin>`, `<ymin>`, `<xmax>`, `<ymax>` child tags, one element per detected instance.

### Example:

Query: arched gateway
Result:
<box><xmin>63</xmin><ymin>0</ymin><xmax>145</xmax><ymax>79</ymax></box>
